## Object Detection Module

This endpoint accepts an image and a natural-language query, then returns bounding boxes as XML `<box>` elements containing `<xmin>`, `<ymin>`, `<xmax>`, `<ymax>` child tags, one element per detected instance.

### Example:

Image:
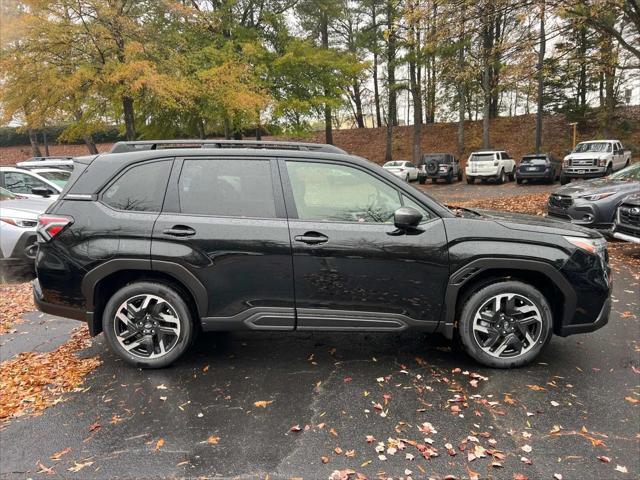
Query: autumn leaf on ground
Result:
<box><xmin>254</xmin><ymin>400</ymin><xmax>274</xmax><ymax>408</ymax></box>
<box><xmin>0</xmin><ymin>283</ymin><xmax>33</xmax><ymax>334</ymax></box>
<box><xmin>624</xmin><ymin>396</ymin><xmax>638</xmax><ymax>404</ymax></box>
<box><xmin>206</xmin><ymin>436</ymin><xmax>220</xmax><ymax>445</ymax></box>
<box><xmin>155</xmin><ymin>438</ymin><xmax>165</xmax><ymax>450</ymax></box>
<box><xmin>68</xmin><ymin>461</ymin><xmax>93</xmax><ymax>472</ymax></box>
<box><xmin>37</xmin><ymin>461</ymin><xmax>55</xmax><ymax>474</ymax></box>
<box><xmin>526</xmin><ymin>384</ymin><xmax>546</xmax><ymax>391</ymax></box>
<box><xmin>49</xmin><ymin>447</ymin><xmax>71</xmax><ymax>461</ymax></box>
<box><xmin>89</xmin><ymin>421</ymin><xmax>101</xmax><ymax>432</ymax></box>
<box><xmin>290</xmin><ymin>425</ymin><xmax>301</xmax><ymax>432</ymax></box>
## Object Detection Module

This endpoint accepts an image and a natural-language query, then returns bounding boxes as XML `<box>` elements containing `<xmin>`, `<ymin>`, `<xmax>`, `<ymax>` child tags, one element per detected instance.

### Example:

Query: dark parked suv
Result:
<box><xmin>34</xmin><ymin>140</ymin><xmax>611</xmax><ymax>369</ymax></box>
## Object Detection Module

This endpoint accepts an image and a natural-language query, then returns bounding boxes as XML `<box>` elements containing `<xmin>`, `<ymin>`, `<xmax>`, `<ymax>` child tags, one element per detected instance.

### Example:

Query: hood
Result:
<box><xmin>0</xmin><ymin>198</ymin><xmax>51</xmax><ymax>217</ymax></box>
<box><xmin>470</xmin><ymin>208</ymin><xmax>598</xmax><ymax>238</ymax></box>
<box><xmin>553</xmin><ymin>177</ymin><xmax>639</xmax><ymax>197</ymax></box>
<box><xmin>565</xmin><ymin>151</ymin><xmax>609</xmax><ymax>160</ymax></box>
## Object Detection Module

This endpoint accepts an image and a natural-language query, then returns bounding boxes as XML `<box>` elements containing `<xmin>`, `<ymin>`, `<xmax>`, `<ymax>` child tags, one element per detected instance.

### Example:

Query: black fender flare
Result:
<box><xmin>81</xmin><ymin>258</ymin><xmax>208</xmax><ymax>317</ymax></box>
<box><xmin>438</xmin><ymin>258</ymin><xmax>576</xmax><ymax>339</ymax></box>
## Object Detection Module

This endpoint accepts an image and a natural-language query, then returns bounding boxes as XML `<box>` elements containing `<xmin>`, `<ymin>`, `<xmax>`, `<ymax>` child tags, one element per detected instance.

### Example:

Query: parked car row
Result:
<box><xmin>0</xmin><ymin>159</ymin><xmax>74</xmax><ymax>274</ymax></box>
<box><xmin>547</xmin><ymin>162</ymin><xmax>639</xmax><ymax>243</ymax></box>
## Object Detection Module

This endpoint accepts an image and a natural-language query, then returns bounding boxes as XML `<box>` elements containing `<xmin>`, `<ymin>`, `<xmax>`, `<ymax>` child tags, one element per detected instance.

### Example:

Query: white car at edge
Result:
<box><xmin>382</xmin><ymin>160</ymin><xmax>420</xmax><ymax>182</ymax></box>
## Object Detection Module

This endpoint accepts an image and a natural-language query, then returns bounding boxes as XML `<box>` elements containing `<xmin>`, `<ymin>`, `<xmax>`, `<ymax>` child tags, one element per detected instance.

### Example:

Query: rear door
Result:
<box><xmin>151</xmin><ymin>157</ymin><xmax>295</xmax><ymax>330</ymax></box>
<box><xmin>280</xmin><ymin>158</ymin><xmax>449</xmax><ymax>331</ymax></box>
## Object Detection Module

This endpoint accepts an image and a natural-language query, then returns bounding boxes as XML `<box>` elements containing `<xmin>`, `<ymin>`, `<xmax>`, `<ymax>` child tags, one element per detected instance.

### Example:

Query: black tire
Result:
<box><xmin>467</xmin><ymin>176</ymin><xmax>475</xmax><ymax>184</ymax></box>
<box><xmin>419</xmin><ymin>176</ymin><xmax>426</xmax><ymax>185</ymax></box>
<box><xmin>560</xmin><ymin>175</ymin><xmax>570</xmax><ymax>185</ymax></box>
<box><xmin>457</xmin><ymin>281</ymin><xmax>553</xmax><ymax>368</ymax></box>
<box><xmin>605</xmin><ymin>164</ymin><xmax>613</xmax><ymax>177</ymax></box>
<box><xmin>405</xmin><ymin>173</ymin><xmax>410</xmax><ymax>182</ymax></box>
<box><xmin>508</xmin><ymin>170</ymin><xmax>515</xmax><ymax>181</ymax></box>
<box><xmin>516</xmin><ymin>178</ymin><xmax>523</xmax><ymax>185</ymax></box>
<box><xmin>431</xmin><ymin>177</ymin><xmax>438</xmax><ymax>184</ymax></box>
<box><xmin>102</xmin><ymin>282</ymin><xmax>195</xmax><ymax>368</ymax></box>
<box><xmin>446</xmin><ymin>172</ymin><xmax>453</xmax><ymax>184</ymax></box>
<box><xmin>497</xmin><ymin>170</ymin><xmax>506</xmax><ymax>184</ymax></box>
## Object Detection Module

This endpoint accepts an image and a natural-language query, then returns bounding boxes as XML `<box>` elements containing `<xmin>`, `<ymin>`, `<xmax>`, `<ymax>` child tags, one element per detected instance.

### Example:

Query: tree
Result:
<box><xmin>535</xmin><ymin>0</ymin><xmax>546</xmax><ymax>153</ymax></box>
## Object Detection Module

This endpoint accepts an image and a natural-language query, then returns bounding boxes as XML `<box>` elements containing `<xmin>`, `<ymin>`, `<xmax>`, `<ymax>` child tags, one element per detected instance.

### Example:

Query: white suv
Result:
<box><xmin>465</xmin><ymin>150</ymin><xmax>516</xmax><ymax>185</ymax></box>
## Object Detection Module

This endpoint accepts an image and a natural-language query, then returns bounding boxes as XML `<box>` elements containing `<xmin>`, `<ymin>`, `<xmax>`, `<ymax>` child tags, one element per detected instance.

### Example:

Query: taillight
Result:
<box><xmin>37</xmin><ymin>214</ymin><xmax>74</xmax><ymax>241</ymax></box>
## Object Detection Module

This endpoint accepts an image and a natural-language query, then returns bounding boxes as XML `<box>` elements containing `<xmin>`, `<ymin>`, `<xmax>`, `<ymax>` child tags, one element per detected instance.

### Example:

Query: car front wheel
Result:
<box><xmin>102</xmin><ymin>282</ymin><xmax>195</xmax><ymax>368</ymax></box>
<box><xmin>457</xmin><ymin>281</ymin><xmax>552</xmax><ymax>368</ymax></box>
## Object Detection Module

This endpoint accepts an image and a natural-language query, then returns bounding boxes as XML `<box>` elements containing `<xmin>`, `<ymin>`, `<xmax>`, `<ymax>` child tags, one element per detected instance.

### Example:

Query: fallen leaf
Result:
<box><xmin>156</xmin><ymin>438</ymin><xmax>165</xmax><ymax>450</ymax></box>
<box><xmin>50</xmin><ymin>447</ymin><xmax>71</xmax><ymax>461</ymax></box>
<box><xmin>290</xmin><ymin>425</ymin><xmax>301</xmax><ymax>432</ymax></box>
<box><xmin>321</xmin><ymin>456</ymin><xmax>330</xmax><ymax>464</ymax></box>
<box><xmin>521</xmin><ymin>445</ymin><xmax>532</xmax><ymax>453</ymax></box>
<box><xmin>37</xmin><ymin>461</ymin><xmax>55</xmax><ymax>474</ymax></box>
<box><xmin>254</xmin><ymin>400</ymin><xmax>274</xmax><ymax>408</ymax></box>
<box><xmin>207</xmin><ymin>435</ymin><xmax>220</xmax><ymax>445</ymax></box>
<box><xmin>68</xmin><ymin>461</ymin><xmax>93</xmax><ymax>473</ymax></box>
<box><xmin>597</xmin><ymin>455</ymin><xmax>611</xmax><ymax>463</ymax></box>
<box><xmin>615</xmin><ymin>465</ymin><xmax>628</xmax><ymax>473</ymax></box>
<box><xmin>88</xmin><ymin>422</ymin><xmax>101</xmax><ymax>432</ymax></box>
<box><xmin>624</xmin><ymin>396</ymin><xmax>638</xmax><ymax>404</ymax></box>
<box><xmin>553</xmin><ymin>474</ymin><xmax>563</xmax><ymax>480</ymax></box>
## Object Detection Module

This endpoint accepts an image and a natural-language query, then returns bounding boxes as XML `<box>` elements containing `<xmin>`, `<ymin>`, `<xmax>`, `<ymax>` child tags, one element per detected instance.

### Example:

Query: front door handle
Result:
<box><xmin>294</xmin><ymin>232</ymin><xmax>328</xmax><ymax>245</ymax></box>
<box><xmin>163</xmin><ymin>225</ymin><xmax>196</xmax><ymax>237</ymax></box>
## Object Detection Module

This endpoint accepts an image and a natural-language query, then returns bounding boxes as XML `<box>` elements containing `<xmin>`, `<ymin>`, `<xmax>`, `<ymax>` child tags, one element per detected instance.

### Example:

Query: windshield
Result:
<box><xmin>521</xmin><ymin>157</ymin><xmax>548</xmax><ymax>165</ymax></box>
<box><xmin>469</xmin><ymin>153</ymin><xmax>495</xmax><ymax>162</ymax></box>
<box><xmin>574</xmin><ymin>142</ymin><xmax>611</xmax><ymax>153</ymax></box>
<box><xmin>37</xmin><ymin>170</ymin><xmax>71</xmax><ymax>187</ymax></box>
<box><xmin>384</xmin><ymin>161</ymin><xmax>405</xmax><ymax>167</ymax></box>
<box><xmin>610</xmin><ymin>163</ymin><xmax>640</xmax><ymax>181</ymax></box>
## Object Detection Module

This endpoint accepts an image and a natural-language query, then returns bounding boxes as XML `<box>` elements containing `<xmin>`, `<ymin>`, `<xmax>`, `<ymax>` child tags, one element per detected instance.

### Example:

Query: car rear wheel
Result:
<box><xmin>103</xmin><ymin>282</ymin><xmax>195</xmax><ymax>368</ymax></box>
<box><xmin>466</xmin><ymin>176</ymin><xmax>475</xmax><ymax>184</ymax></box>
<box><xmin>457</xmin><ymin>170</ymin><xmax>463</xmax><ymax>181</ymax></box>
<box><xmin>458</xmin><ymin>281</ymin><xmax>552</xmax><ymax>368</ymax></box>
<box><xmin>497</xmin><ymin>170</ymin><xmax>506</xmax><ymax>184</ymax></box>
<box><xmin>418</xmin><ymin>176</ymin><xmax>426</xmax><ymax>184</ymax></box>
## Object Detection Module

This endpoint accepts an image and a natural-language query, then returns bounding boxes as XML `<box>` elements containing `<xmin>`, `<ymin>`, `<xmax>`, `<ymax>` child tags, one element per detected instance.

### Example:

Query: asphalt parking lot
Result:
<box><xmin>1</xmin><ymin>181</ymin><xmax>638</xmax><ymax>480</ymax></box>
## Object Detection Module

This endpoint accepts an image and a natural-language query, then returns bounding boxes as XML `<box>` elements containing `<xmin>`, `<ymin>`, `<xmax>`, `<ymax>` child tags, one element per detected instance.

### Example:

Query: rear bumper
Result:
<box><xmin>33</xmin><ymin>278</ymin><xmax>89</xmax><ymax>324</ymax></box>
<box><xmin>465</xmin><ymin>169</ymin><xmax>500</xmax><ymax>178</ymax></box>
<box><xmin>516</xmin><ymin>170</ymin><xmax>552</xmax><ymax>180</ymax></box>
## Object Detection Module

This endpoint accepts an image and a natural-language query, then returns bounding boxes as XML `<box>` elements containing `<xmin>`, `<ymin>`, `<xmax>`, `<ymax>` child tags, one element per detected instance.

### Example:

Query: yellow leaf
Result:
<box><xmin>156</xmin><ymin>438</ymin><xmax>165</xmax><ymax>450</ymax></box>
<box><xmin>207</xmin><ymin>435</ymin><xmax>220</xmax><ymax>445</ymax></box>
<box><xmin>254</xmin><ymin>400</ymin><xmax>274</xmax><ymax>408</ymax></box>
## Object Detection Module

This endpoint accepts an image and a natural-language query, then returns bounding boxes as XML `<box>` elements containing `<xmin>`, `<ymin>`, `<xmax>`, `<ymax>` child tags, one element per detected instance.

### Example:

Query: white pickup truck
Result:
<box><xmin>561</xmin><ymin>140</ymin><xmax>631</xmax><ymax>185</ymax></box>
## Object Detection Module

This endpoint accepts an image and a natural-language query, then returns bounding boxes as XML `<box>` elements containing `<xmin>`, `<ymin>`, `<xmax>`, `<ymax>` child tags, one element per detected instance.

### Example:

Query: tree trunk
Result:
<box><xmin>42</xmin><ymin>130</ymin><xmax>50</xmax><ymax>156</ymax></box>
<box><xmin>84</xmin><ymin>135</ymin><xmax>99</xmax><ymax>154</ymax></box>
<box><xmin>321</xmin><ymin>13</ymin><xmax>333</xmax><ymax>144</ymax></box>
<box><xmin>535</xmin><ymin>0</ymin><xmax>545</xmax><ymax>153</ymax></box>
<box><xmin>122</xmin><ymin>95</ymin><xmax>136</xmax><ymax>140</ymax></box>
<box><xmin>482</xmin><ymin>3</ymin><xmax>492</xmax><ymax>149</ymax></box>
<box><xmin>386</xmin><ymin>0</ymin><xmax>397</xmax><ymax>127</ymax></box>
<box><xmin>457</xmin><ymin>5</ymin><xmax>466</xmax><ymax>156</ymax></box>
<box><xmin>373</xmin><ymin>54</ymin><xmax>382</xmax><ymax>128</ymax></box>
<box><xmin>578</xmin><ymin>26</ymin><xmax>587</xmax><ymax>109</ymax></box>
<box><xmin>28</xmin><ymin>128</ymin><xmax>42</xmax><ymax>157</ymax></box>
<box><xmin>352</xmin><ymin>81</ymin><xmax>365</xmax><ymax>128</ymax></box>
<box><xmin>409</xmin><ymin>24</ymin><xmax>422</xmax><ymax>164</ymax></box>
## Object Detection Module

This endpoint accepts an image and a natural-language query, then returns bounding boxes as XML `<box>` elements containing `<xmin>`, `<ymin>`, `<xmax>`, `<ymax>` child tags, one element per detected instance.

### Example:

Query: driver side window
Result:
<box><xmin>3</xmin><ymin>172</ymin><xmax>49</xmax><ymax>194</ymax></box>
<box><xmin>286</xmin><ymin>161</ymin><xmax>401</xmax><ymax>223</ymax></box>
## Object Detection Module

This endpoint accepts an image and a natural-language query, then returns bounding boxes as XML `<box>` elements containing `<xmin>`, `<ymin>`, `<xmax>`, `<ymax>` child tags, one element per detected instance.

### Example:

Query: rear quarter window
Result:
<box><xmin>102</xmin><ymin>160</ymin><xmax>172</xmax><ymax>212</ymax></box>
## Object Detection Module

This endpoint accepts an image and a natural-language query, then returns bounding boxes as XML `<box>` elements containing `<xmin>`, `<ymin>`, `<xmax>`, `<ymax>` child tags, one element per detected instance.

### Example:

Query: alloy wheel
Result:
<box><xmin>113</xmin><ymin>294</ymin><xmax>181</xmax><ymax>359</ymax></box>
<box><xmin>472</xmin><ymin>293</ymin><xmax>543</xmax><ymax>359</ymax></box>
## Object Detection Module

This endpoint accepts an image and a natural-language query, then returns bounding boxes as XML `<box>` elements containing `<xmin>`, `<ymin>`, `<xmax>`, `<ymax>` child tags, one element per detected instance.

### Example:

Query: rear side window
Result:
<box><xmin>178</xmin><ymin>159</ymin><xmax>276</xmax><ymax>218</ymax></box>
<box><xmin>102</xmin><ymin>160</ymin><xmax>172</xmax><ymax>212</ymax></box>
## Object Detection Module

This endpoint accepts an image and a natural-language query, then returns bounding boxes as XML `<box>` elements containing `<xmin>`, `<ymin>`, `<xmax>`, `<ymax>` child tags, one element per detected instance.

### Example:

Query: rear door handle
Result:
<box><xmin>294</xmin><ymin>232</ymin><xmax>328</xmax><ymax>245</ymax></box>
<box><xmin>163</xmin><ymin>225</ymin><xmax>196</xmax><ymax>237</ymax></box>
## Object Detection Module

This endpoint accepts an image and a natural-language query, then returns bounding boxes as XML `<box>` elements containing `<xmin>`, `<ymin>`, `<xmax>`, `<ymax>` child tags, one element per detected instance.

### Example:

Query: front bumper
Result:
<box><xmin>557</xmin><ymin>297</ymin><xmax>611</xmax><ymax>336</ymax></box>
<box><xmin>562</xmin><ymin>167</ymin><xmax>607</xmax><ymax>179</ymax></box>
<box><xmin>547</xmin><ymin>201</ymin><xmax>614</xmax><ymax>229</ymax></box>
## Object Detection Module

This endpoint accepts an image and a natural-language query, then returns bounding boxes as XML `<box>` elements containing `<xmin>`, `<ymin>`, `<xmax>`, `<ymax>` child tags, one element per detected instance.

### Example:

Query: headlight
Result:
<box><xmin>0</xmin><ymin>217</ymin><xmax>38</xmax><ymax>228</ymax></box>
<box><xmin>563</xmin><ymin>159</ymin><xmax>570</xmax><ymax>166</ymax></box>
<box><xmin>579</xmin><ymin>191</ymin><xmax>615</xmax><ymax>201</ymax></box>
<box><xmin>564</xmin><ymin>235</ymin><xmax>607</xmax><ymax>260</ymax></box>
<box><xmin>598</xmin><ymin>158</ymin><xmax>607</xmax><ymax>167</ymax></box>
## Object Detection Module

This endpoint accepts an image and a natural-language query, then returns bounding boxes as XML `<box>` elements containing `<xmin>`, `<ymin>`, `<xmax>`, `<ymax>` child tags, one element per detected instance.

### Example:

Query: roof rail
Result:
<box><xmin>109</xmin><ymin>139</ymin><xmax>347</xmax><ymax>155</ymax></box>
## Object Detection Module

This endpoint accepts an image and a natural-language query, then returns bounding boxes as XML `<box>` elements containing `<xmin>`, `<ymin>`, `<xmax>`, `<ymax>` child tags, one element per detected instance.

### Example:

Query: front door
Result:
<box><xmin>152</xmin><ymin>157</ymin><xmax>295</xmax><ymax>330</ymax></box>
<box><xmin>280</xmin><ymin>159</ymin><xmax>449</xmax><ymax>331</ymax></box>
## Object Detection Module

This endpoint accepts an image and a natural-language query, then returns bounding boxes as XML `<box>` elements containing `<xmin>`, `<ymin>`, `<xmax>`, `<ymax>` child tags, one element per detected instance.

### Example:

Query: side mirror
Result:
<box><xmin>31</xmin><ymin>187</ymin><xmax>54</xmax><ymax>197</ymax></box>
<box><xmin>393</xmin><ymin>207</ymin><xmax>423</xmax><ymax>232</ymax></box>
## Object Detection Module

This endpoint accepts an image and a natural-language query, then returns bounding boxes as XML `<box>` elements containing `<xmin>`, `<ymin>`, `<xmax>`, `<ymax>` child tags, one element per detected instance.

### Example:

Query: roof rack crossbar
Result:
<box><xmin>109</xmin><ymin>140</ymin><xmax>346</xmax><ymax>154</ymax></box>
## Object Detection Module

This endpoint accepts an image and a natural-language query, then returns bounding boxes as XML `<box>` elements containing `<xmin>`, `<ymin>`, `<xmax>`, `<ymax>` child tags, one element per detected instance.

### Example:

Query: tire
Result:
<box><xmin>467</xmin><ymin>176</ymin><xmax>475</xmax><ymax>184</ymax></box>
<box><xmin>405</xmin><ymin>174</ymin><xmax>410</xmax><ymax>182</ymax></box>
<box><xmin>102</xmin><ymin>282</ymin><xmax>195</xmax><ymax>368</ymax></box>
<box><xmin>508</xmin><ymin>170</ymin><xmax>515</xmax><ymax>181</ymax></box>
<box><xmin>560</xmin><ymin>175</ymin><xmax>570</xmax><ymax>185</ymax></box>
<box><xmin>457</xmin><ymin>281</ymin><xmax>553</xmax><ymax>368</ymax></box>
<box><xmin>446</xmin><ymin>172</ymin><xmax>453</xmax><ymax>184</ymax></box>
<box><xmin>431</xmin><ymin>177</ymin><xmax>438</xmax><ymax>184</ymax></box>
<box><xmin>457</xmin><ymin>170</ymin><xmax>463</xmax><ymax>182</ymax></box>
<box><xmin>419</xmin><ymin>177</ymin><xmax>426</xmax><ymax>185</ymax></box>
<box><xmin>605</xmin><ymin>164</ymin><xmax>613</xmax><ymax>177</ymax></box>
<box><xmin>516</xmin><ymin>178</ymin><xmax>523</xmax><ymax>185</ymax></box>
<box><xmin>497</xmin><ymin>169</ymin><xmax>506</xmax><ymax>184</ymax></box>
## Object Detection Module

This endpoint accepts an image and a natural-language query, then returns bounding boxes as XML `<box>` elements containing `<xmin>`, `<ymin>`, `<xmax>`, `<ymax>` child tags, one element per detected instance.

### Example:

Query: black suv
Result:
<box><xmin>516</xmin><ymin>153</ymin><xmax>561</xmax><ymax>184</ymax></box>
<box><xmin>418</xmin><ymin>153</ymin><xmax>463</xmax><ymax>184</ymax></box>
<box><xmin>34</xmin><ymin>140</ymin><xmax>611</xmax><ymax>369</ymax></box>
